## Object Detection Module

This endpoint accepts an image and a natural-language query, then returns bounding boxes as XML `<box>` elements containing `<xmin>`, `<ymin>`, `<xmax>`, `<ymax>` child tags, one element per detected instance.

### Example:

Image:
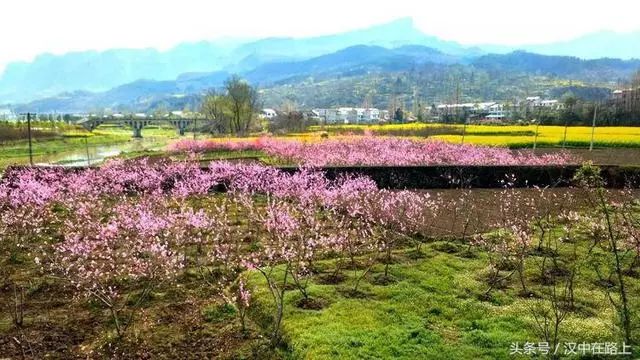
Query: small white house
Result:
<box><xmin>539</xmin><ymin>100</ymin><xmax>561</xmax><ymax>108</ymax></box>
<box><xmin>486</xmin><ymin>103</ymin><xmax>506</xmax><ymax>119</ymax></box>
<box><xmin>526</xmin><ymin>97</ymin><xmax>563</xmax><ymax>110</ymax></box>
<box><xmin>261</xmin><ymin>108</ymin><xmax>278</xmax><ymax>119</ymax></box>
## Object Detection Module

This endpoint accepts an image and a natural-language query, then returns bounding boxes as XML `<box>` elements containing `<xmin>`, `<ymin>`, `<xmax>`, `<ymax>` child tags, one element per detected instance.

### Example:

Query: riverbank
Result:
<box><xmin>0</xmin><ymin>127</ymin><xmax>178</xmax><ymax>169</ymax></box>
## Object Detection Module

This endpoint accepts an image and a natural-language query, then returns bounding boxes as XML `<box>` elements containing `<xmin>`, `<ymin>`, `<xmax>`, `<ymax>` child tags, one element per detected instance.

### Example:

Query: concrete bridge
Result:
<box><xmin>78</xmin><ymin>117</ymin><xmax>197</xmax><ymax>138</ymax></box>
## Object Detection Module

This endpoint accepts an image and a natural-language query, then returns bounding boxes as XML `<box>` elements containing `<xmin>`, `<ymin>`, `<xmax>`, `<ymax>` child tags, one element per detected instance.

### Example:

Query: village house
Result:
<box><xmin>525</xmin><ymin>96</ymin><xmax>563</xmax><ymax>110</ymax></box>
<box><xmin>435</xmin><ymin>102</ymin><xmax>507</xmax><ymax>121</ymax></box>
<box><xmin>260</xmin><ymin>108</ymin><xmax>278</xmax><ymax>119</ymax></box>
<box><xmin>312</xmin><ymin>107</ymin><xmax>381</xmax><ymax>124</ymax></box>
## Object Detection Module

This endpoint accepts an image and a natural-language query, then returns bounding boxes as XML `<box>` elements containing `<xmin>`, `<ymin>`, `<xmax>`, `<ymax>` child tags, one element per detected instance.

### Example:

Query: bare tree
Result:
<box><xmin>631</xmin><ymin>70</ymin><xmax>640</xmax><ymax>89</ymax></box>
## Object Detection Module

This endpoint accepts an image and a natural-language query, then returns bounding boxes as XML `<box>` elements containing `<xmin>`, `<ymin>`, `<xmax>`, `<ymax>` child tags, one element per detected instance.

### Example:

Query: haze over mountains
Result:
<box><xmin>2</xmin><ymin>17</ymin><xmax>640</xmax><ymax>113</ymax></box>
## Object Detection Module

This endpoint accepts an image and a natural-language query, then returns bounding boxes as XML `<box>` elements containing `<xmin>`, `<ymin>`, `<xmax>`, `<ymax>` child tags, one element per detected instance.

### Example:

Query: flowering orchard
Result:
<box><xmin>1</xmin><ymin>158</ymin><xmax>430</xmax><ymax>343</ymax></box>
<box><xmin>168</xmin><ymin>136</ymin><xmax>576</xmax><ymax>166</ymax></box>
<box><xmin>1</xmin><ymin>159</ymin><xmax>639</xmax><ymax>356</ymax></box>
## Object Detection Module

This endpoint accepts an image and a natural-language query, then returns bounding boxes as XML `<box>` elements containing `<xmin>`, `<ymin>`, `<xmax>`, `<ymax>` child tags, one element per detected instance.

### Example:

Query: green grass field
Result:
<box><xmin>247</xmin><ymin>241</ymin><xmax>629</xmax><ymax>359</ymax></box>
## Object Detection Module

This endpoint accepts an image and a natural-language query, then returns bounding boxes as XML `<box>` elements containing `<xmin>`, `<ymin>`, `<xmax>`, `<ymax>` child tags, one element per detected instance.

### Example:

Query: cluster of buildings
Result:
<box><xmin>435</xmin><ymin>102</ymin><xmax>506</xmax><ymax>120</ymax></box>
<box><xmin>311</xmin><ymin>108</ymin><xmax>388</xmax><ymax>124</ymax></box>
<box><xmin>433</xmin><ymin>97</ymin><xmax>564</xmax><ymax>122</ymax></box>
<box><xmin>261</xmin><ymin>107</ymin><xmax>390</xmax><ymax>124</ymax></box>
<box><xmin>260</xmin><ymin>97</ymin><xmax>566</xmax><ymax>125</ymax></box>
<box><xmin>524</xmin><ymin>96</ymin><xmax>562</xmax><ymax>109</ymax></box>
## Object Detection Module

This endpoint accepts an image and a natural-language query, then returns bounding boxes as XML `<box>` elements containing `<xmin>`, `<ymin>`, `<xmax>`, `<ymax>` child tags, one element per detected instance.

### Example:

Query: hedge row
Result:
<box><xmin>4</xmin><ymin>165</ymin><xmax>640</xmax><ymax>190</ymax></box>
<box><xmin>278</xmin><ymin>165</ymin><xmax>640</xmax><ymax>189</ymax></box>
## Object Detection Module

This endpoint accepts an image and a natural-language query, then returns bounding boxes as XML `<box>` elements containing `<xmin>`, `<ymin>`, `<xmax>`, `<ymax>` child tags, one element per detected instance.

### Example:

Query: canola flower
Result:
<box><xmin>307</xmin><ymin>123</ymin><xmax>640</xmax><ymax>148</ymax></box>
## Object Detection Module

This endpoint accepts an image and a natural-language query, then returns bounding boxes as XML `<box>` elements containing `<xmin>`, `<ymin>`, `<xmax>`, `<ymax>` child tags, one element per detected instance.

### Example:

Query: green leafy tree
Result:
<box><xmin>200</xmin><ymin>76</ymin><xmax>260</xmax><ymax>135</ymax></box>
<box><xmin>225</xmin><ymin>75</ymin><xmax>259</xmax><ymax>135</ymax></box>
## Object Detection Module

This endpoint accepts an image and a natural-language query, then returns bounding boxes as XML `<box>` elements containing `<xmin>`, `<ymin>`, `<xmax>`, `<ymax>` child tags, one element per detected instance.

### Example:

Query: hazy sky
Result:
<box><xmin>1</xmin><ymin>0</ymin><xmax>639</xmax><ymax>71</ymax></box>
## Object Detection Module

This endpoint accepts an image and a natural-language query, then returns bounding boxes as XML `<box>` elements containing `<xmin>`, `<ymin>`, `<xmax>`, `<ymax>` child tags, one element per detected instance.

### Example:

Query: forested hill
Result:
<box><xmin>472</xmin><ymin>51</ymin><xmax>640</xmax><ymax>83</ymax></box>
<box><xmin>14</xmin><ymin>45</ymin><xmax>638</xmax><ymax>113</ymax></box>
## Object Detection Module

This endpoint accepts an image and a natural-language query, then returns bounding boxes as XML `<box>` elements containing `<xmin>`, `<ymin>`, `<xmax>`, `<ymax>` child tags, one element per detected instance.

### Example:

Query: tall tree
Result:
<box><xmin>631</xmin><ymin>70</ymin><xmax>640</xmax><ymax>88</ymax></box>
<box><xmin>225</xmin><ymin>75</ymin><xmax>259</xmax><ymax>135</ymax></box>
<box><xmin>200</xmin><ymin>90</ymin><xmax>232</xmax><ymax>134</ymax></box>
<box><xmin>200</xmin><ymin>76</ymin><xmax>260</xmax><ymax>135</ymax></box>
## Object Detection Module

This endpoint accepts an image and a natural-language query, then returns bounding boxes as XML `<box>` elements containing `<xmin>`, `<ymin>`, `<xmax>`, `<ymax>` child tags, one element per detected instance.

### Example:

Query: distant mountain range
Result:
<box><xmin>1</xmin><ymin>18</ymin><xmax>477</xmax><ymax>104</ymax></box>
<box><xmin>14</xmin><ymin>45</ymin><xmax>639</xmax><ymax>113</ymax></box>
<box><xmin>3</xmin><ymin>17</ymin><xmax>640</xmax><ymax>112</ymax></box>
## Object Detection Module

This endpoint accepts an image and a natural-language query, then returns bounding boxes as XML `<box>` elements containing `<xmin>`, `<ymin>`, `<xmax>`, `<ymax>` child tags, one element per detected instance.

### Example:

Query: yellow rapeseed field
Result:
<box><xmin>439</xmin><ymin>125</ymin><xmax>640</xmax><ymax>148</ymax></box>
<box><xmin>308</xmin><ymin>123</ymin><xmax>640</xmax><ymax>148</ymax></box>
<box><xmin>194</xmin><ymin>124</ymin><xmax>640</xmax><ymax>148</ymax></box>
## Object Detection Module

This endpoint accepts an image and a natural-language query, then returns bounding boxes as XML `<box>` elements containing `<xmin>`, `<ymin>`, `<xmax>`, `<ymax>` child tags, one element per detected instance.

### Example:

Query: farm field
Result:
<box><xmin>0</xmin><ymin>126</ymin><xmax>179</xmax><ymax>169</ymax></box>
<box><xmin>2</xmin><ymin>123</ymin><xmax>640</xmax><ymax>169</ymax></box>
<box><xmin>308</xmin><ymin>123</ymin><xmax>640</xmax><ymax>148</ymax></box>
<box><xmin>165</xmin><ymin>135</ymin><xmax>640</xmax><ymax>168</ymax></box>
<box><xmin>1</xmin><ymin>159</ymin><xmax>640</xmax><ymax>359</ymax></box>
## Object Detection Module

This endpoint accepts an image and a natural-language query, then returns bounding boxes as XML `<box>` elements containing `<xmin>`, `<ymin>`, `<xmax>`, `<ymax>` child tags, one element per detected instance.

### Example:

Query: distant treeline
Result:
<box><xmin>0</xmin><ymin>121</ymin><xmax>79</xmax><ymax>143</ymax></box>
<box><xmin>538</xmin><ymin>104</ymin><xmax>640</xmax><ymax>126</ymax></box>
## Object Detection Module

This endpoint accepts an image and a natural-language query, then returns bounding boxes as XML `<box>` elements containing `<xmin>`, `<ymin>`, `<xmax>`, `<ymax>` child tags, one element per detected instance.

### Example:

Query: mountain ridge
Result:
<box><xmin>3</xmin><ymin>17</ymin><xmax>639</xmax><ymax>105</ymax></box>
<box><xmin>13</xmin><ymin>45</ymin><xmax>638</xmax><ymax>113</ymax></box>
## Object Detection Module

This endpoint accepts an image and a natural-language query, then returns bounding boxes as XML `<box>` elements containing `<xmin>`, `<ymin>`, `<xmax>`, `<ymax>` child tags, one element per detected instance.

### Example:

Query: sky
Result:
<box><xmin>1</xmin><ymin>0</ymin><xmax>639</xmax><ymax>72</ymax></box>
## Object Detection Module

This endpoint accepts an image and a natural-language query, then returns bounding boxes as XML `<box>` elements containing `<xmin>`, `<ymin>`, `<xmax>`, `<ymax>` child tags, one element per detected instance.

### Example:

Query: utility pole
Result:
<box><xmin>561</xmin><ymin>110</ymin><xmax>568</xmax><ymax>149</ymax></box>
<box><xmin>589</xmin><ymin>103</ymin><xmax>598</xmax><ymax>151</ymax></box>
<box><xmin>85</xmin><ymin>136</ymin><xmax>91</xmax><ymax>167</ymax></box>
<box><xmin>27</xmin><ymin>113</ymin><xmax>33</xmax><ymax>166</ymax></box>
<box><xmin>19</xmin><ymin>113</ymin><xmax>35</xmax><ymax>166</ymax></box>
<box><xmin>193</xmin><ymin>118</ymin><xmax>197</xmax><ymax>140</ymax></box>
<box><xmin>455</xmin><ymin>81</ymin><xmax>460</xmax><ymax>123</ymax></box>
<box><xmin>533</xmin><ymin>108</ymin><xmax>541</xmax><ymax>151</ymax></box>
<box><xmin>461</xmin><ymin>116</ymin><xmax>467</xmax><ymax>144</ymax></box>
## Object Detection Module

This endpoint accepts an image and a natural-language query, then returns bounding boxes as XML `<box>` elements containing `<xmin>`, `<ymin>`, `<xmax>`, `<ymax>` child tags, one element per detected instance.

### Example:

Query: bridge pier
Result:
<box><xmin>125</xmin><ymin>119</ymin><xmax>151</xmax><ymax>138</ymax></box>
<box><xmin>169</xmin><ymin>119</ymin><xmax>193</xmax><ymax>136</ymax></box>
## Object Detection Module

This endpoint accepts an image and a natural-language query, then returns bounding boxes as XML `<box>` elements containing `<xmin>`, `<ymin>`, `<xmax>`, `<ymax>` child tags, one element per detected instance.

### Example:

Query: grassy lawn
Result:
<box><xmin>248</xmin><ymin>240</ymin><xmax>636</xmax><ymax>359</ymax></box>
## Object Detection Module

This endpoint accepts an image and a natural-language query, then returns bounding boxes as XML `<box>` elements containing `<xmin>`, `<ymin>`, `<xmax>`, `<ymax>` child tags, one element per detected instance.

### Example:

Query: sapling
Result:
<box><xmin>44</xmin><ymin>195</ymin><xmax>184</xmax><ymax>338</ymax></box>
<box><xmin>575</xmin><ymin>163</ymin><xmax>634</xmax><ymax>345</ymax></box>
<box><xmin>10</xmin><ymin>284</ymin><xmax>25</xmax><ymax>328</ymax></box>
<box><xmin>474</xmin><ymin>229</ymin><xmax>522</xmax><ymax>299</ymax></box>
<box><xmin>527</xmin><ymin>282</ymin><xmax>570</xmax><ymax>360</ymax></box>
<box><xmin>232</xmin><ymin>277</ymin><xmax>252</xmax><ymax>335</ymax></box>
